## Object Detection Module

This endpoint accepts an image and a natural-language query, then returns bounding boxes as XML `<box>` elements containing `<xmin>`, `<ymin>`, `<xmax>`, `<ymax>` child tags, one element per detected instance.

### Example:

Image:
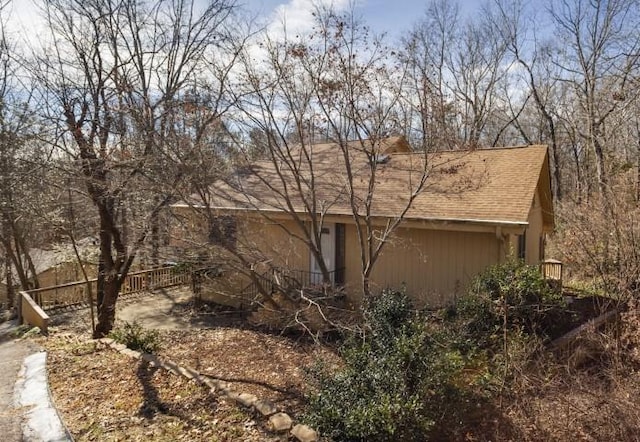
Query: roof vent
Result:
<box><xmin>374</xmin><ymin>154</ymin><xmax>390</xmax><ymax>164</ymax></box>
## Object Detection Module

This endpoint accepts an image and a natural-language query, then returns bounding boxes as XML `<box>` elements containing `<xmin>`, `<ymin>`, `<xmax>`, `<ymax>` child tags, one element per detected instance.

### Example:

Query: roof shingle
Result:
<box><xmin>188</xmin><ymin>138</ymin><xmax>551</xmax><ymax>227</ymax></box>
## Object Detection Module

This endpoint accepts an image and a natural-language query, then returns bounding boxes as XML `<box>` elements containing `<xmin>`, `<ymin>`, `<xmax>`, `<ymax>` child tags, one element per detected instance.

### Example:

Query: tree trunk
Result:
<box><xmin>96</xmin><ymin>258</ymin><xmax>105</xmax><ymax>312</ymax></box>
<box><xmin>151</xmin><ymin>208</ymin><xmax>159</xmax><ymax>267</ymax></box>
<box><xmin>593</xmin><ymin>135</ymin><xmax>608</xmax><ymax>196</ymax></box>
<box><xmin>361</xmin><ymin>273</ymin><xmax>371</xmax><ymax>299</ymax></box>
<box><xmin>551</xmin><ymin>141</ymin><xmax>562</xmax><ymax>201</ymax></box>
<box><xmin>636</xmin><ymin>123</ymin><xmax>640</xmax><ymax>204</ymax></box>
<box><xmin>13</xmin><ymin>230</ymin><xmax>39</xmax><ymax>289</ymax></box>
<box><xmin>93</xmin><ymin>273</ymin><xmax>121</xmax><ymax>338</ymax></box>
<box><xmin>4</xmin><ymin>249</ymin><xmax>13</xmax><ymax>310</ymax></box>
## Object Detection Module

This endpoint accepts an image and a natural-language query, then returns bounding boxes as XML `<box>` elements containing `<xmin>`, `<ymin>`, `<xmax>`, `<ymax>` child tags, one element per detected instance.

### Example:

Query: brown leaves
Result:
<box><xmin>45</xmin><ymin>336</ymin><xmax>282</xmax><ymax>441</ymax></box>
<box><xmin>157</xmin><ymin>328</ymin><xmax>340</xmax><ymax>417</ymax></box>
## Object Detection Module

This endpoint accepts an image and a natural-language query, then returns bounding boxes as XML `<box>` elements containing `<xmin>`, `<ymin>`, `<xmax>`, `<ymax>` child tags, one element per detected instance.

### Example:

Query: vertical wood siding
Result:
<box><xmin>525</xmin><ymin>191</ymin><xmax>544</xmax><ymax>264</ymax></box>
<box><xmin>343</xmin><ymin>224</ymin><xmax>500</xmax><ymax>307</ymax></box>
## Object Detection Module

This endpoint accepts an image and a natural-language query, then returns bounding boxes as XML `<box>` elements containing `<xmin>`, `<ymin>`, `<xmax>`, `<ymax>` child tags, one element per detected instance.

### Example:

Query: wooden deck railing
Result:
<box><xmin>25</xmin><ymin>266</ymin><xmax>190</xmax><ymax>312</ymax></box>
<box><xmin>240</xmin><ymin>267</ymin><xmax>346</xmax><ymax>301</ymax></box>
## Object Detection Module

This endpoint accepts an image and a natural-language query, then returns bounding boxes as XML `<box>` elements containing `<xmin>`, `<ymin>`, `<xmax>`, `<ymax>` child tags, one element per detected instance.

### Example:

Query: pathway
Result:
<box><xmin>0</xmin><ymin>333</ymin><xmax>34</xmax><ymax>441</ymax></box>
<box><xmin>116</xmin><ymin>287</ymin><xmax>207</xmax><ymax>329</ymax></box>
<box><xmin>0</xmin><ymin>286</ymin><xmax>199</xmax><ymax>441</ymax></box>
<box><xmin>0</xmin><ymin>321</ymin><xmax>70</xmax><ymax>442</ymax></box>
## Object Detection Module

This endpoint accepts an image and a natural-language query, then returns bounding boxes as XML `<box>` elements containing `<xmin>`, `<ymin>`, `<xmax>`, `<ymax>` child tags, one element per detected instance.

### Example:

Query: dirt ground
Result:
<box><xmin>41</xmin><ymin>287</ymin><xmax>640</xmax><ymax>441</ymax></box>
<box><xmin>158</xmin><ymin>328</ymin><xmax>340</xmax><ymax>418</ymax></box>
<box><xmin>42</xmin><ymin>288</ymin><xmax>338</xmax><ymax>441</ymax></box>
<box><xmin>44</xmin><ymin>335</ymin><xmax>285</xmax><ymax>442</ymax></box>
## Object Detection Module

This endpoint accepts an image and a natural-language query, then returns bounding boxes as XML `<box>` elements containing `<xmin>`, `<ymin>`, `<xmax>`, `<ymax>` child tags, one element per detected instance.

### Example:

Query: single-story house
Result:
<box><xmin>0</xmin><ymin>238</ymin><xmax>98</xmax><ymax>309</ymax></box>
<box><xmin>172</xmin><ymin>136</ymin><xmax>554</xmax><ymax>308</ymax></box>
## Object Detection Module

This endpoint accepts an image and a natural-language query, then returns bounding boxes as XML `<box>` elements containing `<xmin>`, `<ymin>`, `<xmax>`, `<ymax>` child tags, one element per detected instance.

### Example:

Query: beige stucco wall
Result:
<box><xmin>195</xmin><ymin>216</ymin><xmax>312</xmax><ymax>308</ymax></box>
<box><xmin>240</xmin><ymin>218</ymin><xmax>310</xmax><ymax>272</ymax></box>
<box><xmin>526</xmin><ymin>190</ymin><xmax>544</xmax><ymax>264</ymax></box>
<box><xmin>175</xmin><ymin>209</ymin><xmax>508</xmax><ymax>309</ymax></box>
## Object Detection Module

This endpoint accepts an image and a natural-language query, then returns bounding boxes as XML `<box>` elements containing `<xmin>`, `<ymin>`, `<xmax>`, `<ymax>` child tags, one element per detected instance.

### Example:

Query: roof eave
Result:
<box><xmin>172</xmin><ymin>203</ymin><xmax>528</xmax><ymax>228</ymax></box>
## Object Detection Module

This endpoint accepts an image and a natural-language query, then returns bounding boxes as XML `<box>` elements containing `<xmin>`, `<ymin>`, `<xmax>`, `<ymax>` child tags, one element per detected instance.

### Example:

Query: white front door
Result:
<box><xmin>310</xmin><ymin>223</ymin><xmax>335</xmax><ymax>284</ymax></box>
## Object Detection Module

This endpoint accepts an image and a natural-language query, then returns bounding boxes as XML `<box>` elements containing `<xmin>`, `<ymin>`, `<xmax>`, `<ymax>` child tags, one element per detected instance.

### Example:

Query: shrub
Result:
<box><xmin>459</xmin><ymin>260</ymin><xmax>566</xmax><ymax>339</ymax></box>
<box><xmin>304</xmin><ymin>290</ymin><xmax>465</xmax><ymax>441</ymax></box>
<box><xmin>109</xmin><ymin>321</ymin><xmax>161</xmax><ymax>353</ymax></box>
<box><xmin>473</xmin><ymin>259</ymin><xmax>562</xmax><ymax>305</ymax></box>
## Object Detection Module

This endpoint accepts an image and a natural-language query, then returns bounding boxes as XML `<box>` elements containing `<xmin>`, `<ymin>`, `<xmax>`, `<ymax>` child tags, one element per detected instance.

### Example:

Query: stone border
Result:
<box><xmin>97</xmin><ymin>338</ymin><xmax>319</xmax><ymax>442</ymax></box>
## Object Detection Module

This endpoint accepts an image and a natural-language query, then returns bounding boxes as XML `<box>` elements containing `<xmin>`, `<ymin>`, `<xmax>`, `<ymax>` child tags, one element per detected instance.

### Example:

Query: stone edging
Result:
<box><xmin>97</xmin><ymin>338</ymin><xmax>319</xmax><ymax>442</ymax></box>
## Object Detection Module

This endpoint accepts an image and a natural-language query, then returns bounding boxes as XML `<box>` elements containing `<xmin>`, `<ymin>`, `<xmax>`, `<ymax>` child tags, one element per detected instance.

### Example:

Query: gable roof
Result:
<box><xmin>179</xmin><ymin>137</ymin><xmax>553</xmax><ymax>229</ymax></box>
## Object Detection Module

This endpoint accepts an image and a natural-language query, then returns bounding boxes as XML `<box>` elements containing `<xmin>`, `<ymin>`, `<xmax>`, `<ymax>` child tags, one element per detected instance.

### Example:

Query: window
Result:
<box><xmin>208</xmin><ymin>215</ymin><xmax>237</xmax><ymax>250</ymax></box>
<box><xmin>517</xmin><ymin>231</ymin><xmax>526</xmax><ymax>261</ymax></box>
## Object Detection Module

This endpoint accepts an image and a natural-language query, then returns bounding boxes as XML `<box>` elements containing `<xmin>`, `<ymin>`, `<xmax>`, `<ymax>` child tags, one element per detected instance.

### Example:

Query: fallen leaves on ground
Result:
<box><xmin>157</xmin><ymin>328</ymin><xmax>341</xmax><ymax>417</ymax></box>
<box><xmin>45</xmin><ymin>336</ymin><xmax>285</xmax><ymax>441</ymax></box>
<box><xmin>42</xmin><ymin>291</ymin><xmax>342</xmax><ymax>440</ymax></box>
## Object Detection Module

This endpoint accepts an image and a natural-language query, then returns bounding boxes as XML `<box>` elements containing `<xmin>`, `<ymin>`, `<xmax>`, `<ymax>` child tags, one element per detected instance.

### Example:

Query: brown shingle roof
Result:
<box><xmin>185</xmin><ymin>137</ymin><xmax>552</xmax><ymax>227</ymax></box>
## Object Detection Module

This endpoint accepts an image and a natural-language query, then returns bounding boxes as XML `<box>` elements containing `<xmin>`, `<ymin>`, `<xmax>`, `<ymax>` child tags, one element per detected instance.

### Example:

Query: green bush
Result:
<box><xmin>304</xmin><ymin>290</ymin><xmax>464</xmax><ymax>441</ymax></box>
<box><xmin>458</xmin><ymin>260</ymin><xmax>566</xmax><ymax>339</ymax></box>
<box><xmin>109</xmin><ymin>321</ymin><xmax>161</xmax><ymax>353</ymax></box>
<box><xmin>473</xmin><ymin>260</ymin><xmax>562</xmax><ymax>305</ymax></box>
<box><xmin>304</xmin><ymin>267</ymin><xmax>568</xmax><ymax>440</ymax></box>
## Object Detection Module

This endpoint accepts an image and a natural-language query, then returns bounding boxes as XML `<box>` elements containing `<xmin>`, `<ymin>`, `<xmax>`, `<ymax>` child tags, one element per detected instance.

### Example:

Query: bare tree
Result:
<box><xmin>0</xmin><ymin>2</ymin><xmax>48</xmax><ymax>308</ymax></box>
<box><xmin>549</xmin><ymin>0</ymin><xmax>640</xmax><ymax>196</ymax></box>
<box><xmin>33</xmin><ymin>0</ymin><xmax>238</xmax><ymax>336</ymax></box>
<box><xmin>488</xmin><ymin>0</ymin><xmax>567</xmax><ymax>199</ymax></box>
<box><xmin>399</xmin><ymin>0</ymin><xmax>511</xmax><ymax>150</ymax></box>
<box><xmin>215</xmin><ymin>6</ymin><xmax>433</xmax><ymax>299</ymax></box>
<box><xmin>398</xmin><ymin>0</ymin><xmax>461</xmax><ymax>150</ymax></box>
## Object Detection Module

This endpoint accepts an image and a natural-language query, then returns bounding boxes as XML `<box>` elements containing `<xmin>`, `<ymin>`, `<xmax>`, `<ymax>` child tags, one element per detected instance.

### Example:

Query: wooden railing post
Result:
<box><xmin>541</xmin><ymin>259</ymin><xmax>563</xmax><ymax>292</ymax></box>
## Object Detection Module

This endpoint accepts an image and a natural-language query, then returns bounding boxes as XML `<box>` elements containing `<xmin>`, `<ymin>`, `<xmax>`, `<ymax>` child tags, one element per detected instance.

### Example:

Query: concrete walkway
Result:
<box><xmin>117</xmin><ymin>287</ymin><xmax>206</xmax><ymax>329</ymax></box>
<box><xmin>0</xmin><ymin>321</ymin><xmax>70</xmax><ymax>442</ymax></box>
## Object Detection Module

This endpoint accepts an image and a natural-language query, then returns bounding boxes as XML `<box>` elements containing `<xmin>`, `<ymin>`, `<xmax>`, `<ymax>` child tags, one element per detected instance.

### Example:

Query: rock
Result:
<box><xmin>113</xmin><ymin>343</ymin><xmax>127</xmax><ymax>351</ymax></box>
<box><xmin>141</xmin><ymin>353</ymin><xmax>160</xmax><ymax>367</ymax></box>
<box><xmin>235</xmin><ymin>392</ymin><xmax>258</xmax><ymax>407</ymax></box>
<box><xmin>216</xmin><ymin>380</ymin><xmax>231</xmax><ymax>391</ymax></box>
<box><xmin>291</xmin><ymin>424</ymin><xmax>319</xmax><ymax>442</ymax></box>
<box><xmin>201</xmin><ymin>378</ymin><xmax>218</xmax><ymax>391</ymax></box>
<box><xmin>268</xmin><ymin>412</ymin><xmax>292</xmax><ymax>432</ymax></box>
<box><xmin>175</xmin><ymin>365</ymin><xmax>195</xmax><ymax>380</ymax></box>
<box><xmin>254</xmin><ymin>399</ymin><xmax>277</xmax><ymax>416</ymax></box>
<box><xmin>122</xmin><ymin>348</ymin><xmax>141</xmax><ymax>359</ymax></box>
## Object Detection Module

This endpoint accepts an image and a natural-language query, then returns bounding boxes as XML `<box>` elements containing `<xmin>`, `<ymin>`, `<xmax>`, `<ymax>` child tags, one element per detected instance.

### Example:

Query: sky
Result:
<box><xmin>248</xmin><ymin>0</ymin><xmax>483</xmax><ymax>40</ymax></box>
<box><xmin>7</xmin><ymin>0</ymin><xmax>484</xmax><ymax>43</ymax></box>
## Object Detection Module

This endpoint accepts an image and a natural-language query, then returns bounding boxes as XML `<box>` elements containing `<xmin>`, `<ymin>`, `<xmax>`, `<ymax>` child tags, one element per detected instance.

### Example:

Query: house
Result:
<box><xmin>0</xmin><ymin>238</ymin><xmax>98</xmax><ymax>309</ymax></box>
<box><xmin>172</xmin><ymin>136</ymin><xmax>554</xmax><ymax>308</ymax></box>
